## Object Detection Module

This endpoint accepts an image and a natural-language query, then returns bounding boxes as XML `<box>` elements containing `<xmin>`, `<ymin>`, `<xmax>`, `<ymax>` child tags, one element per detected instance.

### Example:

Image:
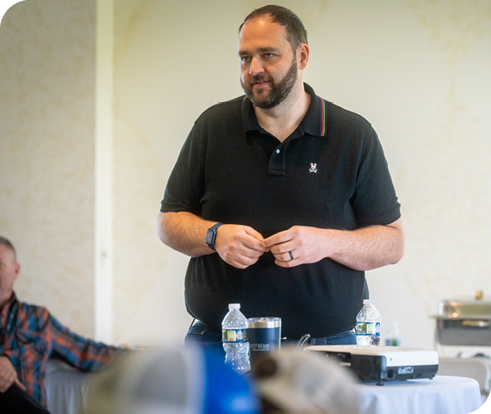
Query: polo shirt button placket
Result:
<box><xmin>268</xmin><ymin>145</ymin><xmax>286</xmax><ymax>176</ymax></box>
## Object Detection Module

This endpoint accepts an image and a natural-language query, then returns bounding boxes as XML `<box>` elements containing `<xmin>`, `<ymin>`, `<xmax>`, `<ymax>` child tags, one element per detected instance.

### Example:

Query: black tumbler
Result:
<box><xmin>247</xmin><ymin>317</ymin><xmax>281</xmax><ymax>365</ymax></box>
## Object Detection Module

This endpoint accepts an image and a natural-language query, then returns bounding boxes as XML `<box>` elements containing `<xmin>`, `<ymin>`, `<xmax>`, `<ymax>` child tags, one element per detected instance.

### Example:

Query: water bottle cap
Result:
<box><xmin>363</xmin><ymin>299</ymin><xmax>373</xmax><ymax>305</ymax></box>
<box><xmin>229</xmin><ymin>303</ymin><xmax>241</xmax><ymax>309</ymax></box>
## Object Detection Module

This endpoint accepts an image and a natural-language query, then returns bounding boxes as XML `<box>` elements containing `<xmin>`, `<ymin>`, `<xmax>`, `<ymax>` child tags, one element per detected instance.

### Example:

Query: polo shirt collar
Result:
<box><xmin>241</xmin><ymin>83</ymin><xmax>326</xmax><ymax>137</ymax></box>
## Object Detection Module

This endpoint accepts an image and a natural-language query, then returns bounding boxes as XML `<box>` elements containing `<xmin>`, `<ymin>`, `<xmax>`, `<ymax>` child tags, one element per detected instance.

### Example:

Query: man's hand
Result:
<box><xmin>264</xmin><ymin>226</ymin><xmax>327</xmax><ymax>268</ymax></box>
<box><xmin>215</xmin><ymin>225</ymin><xmax>268</xmax><ymax>269</ymax></box>
<box><xmin>158</xmin><ymin>212</ymin><xmax>269</xmax><ymax>268</ymax></box>
<box><xmin>0</xmin><ymin>356</ymin><xmax>26</xmax><ymax>393</ymax></box>
<box><xmin>264</xmin><ymin>219</ymin><xmax>404</xmax><ymax>271</ymax></box>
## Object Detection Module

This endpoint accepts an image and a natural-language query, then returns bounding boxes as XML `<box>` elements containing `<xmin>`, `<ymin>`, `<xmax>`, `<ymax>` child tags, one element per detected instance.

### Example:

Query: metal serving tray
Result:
<box><xmin>434</xmin><ymin>299</ymin><xmax>491</xmax><ymax>346</ymax></box>
<box><xmin>438</xmin><ymin>300</ymin><xmax>491</xmax><ymax>319</ymax></box>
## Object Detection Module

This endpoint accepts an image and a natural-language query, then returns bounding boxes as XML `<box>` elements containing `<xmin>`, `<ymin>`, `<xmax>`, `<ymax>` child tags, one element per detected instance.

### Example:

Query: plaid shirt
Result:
<box><xmin>0</xmin><ymin>293</ymin><xmax>121</xmax><ymax>407</ymax></box>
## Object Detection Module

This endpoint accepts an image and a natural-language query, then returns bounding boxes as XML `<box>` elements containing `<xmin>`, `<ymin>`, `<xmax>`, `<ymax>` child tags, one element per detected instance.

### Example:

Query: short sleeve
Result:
<box><xmin>160</xmin><ymin>123</ymin><xmax>207</xmax><ymax>216</ymax></box>
<box><xmin>351</xmin><ymin>128</ymin><xmax>401</xmax><ymax>227</ymax></box>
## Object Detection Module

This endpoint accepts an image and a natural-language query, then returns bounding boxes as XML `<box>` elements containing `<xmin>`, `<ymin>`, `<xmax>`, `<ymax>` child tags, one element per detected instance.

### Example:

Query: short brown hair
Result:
<box><xmin>239</xmin><ymin>5</ymin><xmax>308</xmax><ymax>51</ymax></box>
<box><xmin>0</xmin><ymin>236</ymin><xmax>16</xmax><ymax>258</ymax></box>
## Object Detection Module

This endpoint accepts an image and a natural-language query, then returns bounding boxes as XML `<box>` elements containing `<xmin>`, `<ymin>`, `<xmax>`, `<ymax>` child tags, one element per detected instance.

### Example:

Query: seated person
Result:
<box><xmin>0</xmin><ymin>236</ymin><xmax>123</xmax><ymax>412</ymax></box>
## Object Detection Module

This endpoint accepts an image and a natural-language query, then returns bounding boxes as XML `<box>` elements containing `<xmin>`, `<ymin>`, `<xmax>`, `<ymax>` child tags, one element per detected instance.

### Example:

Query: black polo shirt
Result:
<box><xmin>161</xmin><ymin>83</ymin><xmax>400</xmax><ymax>339</ymax></box>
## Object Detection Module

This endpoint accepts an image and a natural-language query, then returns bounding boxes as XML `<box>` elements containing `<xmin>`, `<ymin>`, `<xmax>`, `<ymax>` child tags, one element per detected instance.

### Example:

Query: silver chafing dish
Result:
<box><xmin>434</xmin><ymin>292</ymin><xmax>491</xmax><ymax>402</ymax></box>
<box><xmin>434</xmin><ymin>292</ymin><xmax>491</xmax><ymax>346</ymax></box>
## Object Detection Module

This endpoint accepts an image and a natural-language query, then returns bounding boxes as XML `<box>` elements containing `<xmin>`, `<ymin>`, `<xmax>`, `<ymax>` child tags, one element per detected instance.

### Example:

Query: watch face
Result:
<box><xmin>205</xmin><ymin>229</ymin><xmax>214</xmax><ymax>245</ymax></box>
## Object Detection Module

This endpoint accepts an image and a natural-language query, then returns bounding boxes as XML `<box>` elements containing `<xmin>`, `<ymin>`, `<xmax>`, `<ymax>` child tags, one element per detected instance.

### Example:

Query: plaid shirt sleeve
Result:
<box><xmin>48</xmin><ymin>313</ymin><xmax>122</xmax><ymax>371</ymax></box>
<box><xmin>1</xmin><ymin>296</ymin><xmax>123</xmax><ymax>408</ymax></box>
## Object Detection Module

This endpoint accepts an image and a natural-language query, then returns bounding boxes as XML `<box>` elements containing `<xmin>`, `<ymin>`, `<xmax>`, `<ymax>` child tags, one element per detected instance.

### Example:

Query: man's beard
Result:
<box><xmin>241</xmin><ymin>57</ymin><xmax>298</xmax><ymax>109</ymax></box>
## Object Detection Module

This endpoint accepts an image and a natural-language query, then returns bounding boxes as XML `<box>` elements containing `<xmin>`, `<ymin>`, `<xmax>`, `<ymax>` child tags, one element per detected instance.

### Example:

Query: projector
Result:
<box><xmin>304</xmin><ymin>345</ymin><xmax>439</xmax><ymax>385</ymax></box>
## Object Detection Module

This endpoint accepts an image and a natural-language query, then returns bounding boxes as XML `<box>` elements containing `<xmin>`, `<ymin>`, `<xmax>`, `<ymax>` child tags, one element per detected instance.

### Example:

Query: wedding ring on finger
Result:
<box><xmin>289</xmin><ymin>251</ymin><xmax>294</xmax><ymax>261</ymax></box>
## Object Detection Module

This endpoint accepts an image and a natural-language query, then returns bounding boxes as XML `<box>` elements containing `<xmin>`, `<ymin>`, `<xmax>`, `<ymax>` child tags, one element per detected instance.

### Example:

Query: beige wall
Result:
<box><xmin>1</xmin><ymin>0</ymin><xmax>490</xmax><ymax>349</ymax></box>
<box><xmin>0</xmin><ymin>0</ymin><xmax>97</xmax><ymax>338</ymax></box>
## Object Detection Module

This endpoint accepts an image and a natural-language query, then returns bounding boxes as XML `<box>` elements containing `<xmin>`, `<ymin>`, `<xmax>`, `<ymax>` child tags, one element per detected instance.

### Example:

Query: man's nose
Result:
<box><xmin>249</xmin><ymin>57</ymin><xmax>265</xmax><ymax>75</ymax></box>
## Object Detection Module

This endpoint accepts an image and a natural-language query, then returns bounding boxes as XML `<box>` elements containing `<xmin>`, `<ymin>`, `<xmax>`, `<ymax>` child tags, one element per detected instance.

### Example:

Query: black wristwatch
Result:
<box><xmin>205</xmin><ymin>222</ymin><xmax>224</xmax><ymax>251</ymax></box>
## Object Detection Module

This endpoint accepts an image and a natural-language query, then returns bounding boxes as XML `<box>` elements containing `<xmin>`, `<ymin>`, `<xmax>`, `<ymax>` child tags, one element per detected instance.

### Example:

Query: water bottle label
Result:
<box><xmin>222</xmin><ymin>329</ymin><xmax>248</xmax><ymax>343</ymax></box>
<box><xmin>385</xmin><ymin>338</ymin><xmax>401</xmax><ymax>346</ymax></box>
<box><xmin>356</xmin><ymin>322</ymin><xmax>380</xmax><ymax>336</ymax></box>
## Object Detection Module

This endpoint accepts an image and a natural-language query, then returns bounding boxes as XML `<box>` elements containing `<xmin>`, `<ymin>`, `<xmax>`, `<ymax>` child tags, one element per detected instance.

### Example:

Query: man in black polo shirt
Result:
<box><xmin>157</xmin><ymin>5</ymin><xmax>404</xmax><ymax>347</ymax></box>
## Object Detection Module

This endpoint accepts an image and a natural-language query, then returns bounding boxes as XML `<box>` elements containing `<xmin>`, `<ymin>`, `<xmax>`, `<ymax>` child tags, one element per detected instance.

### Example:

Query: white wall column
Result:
<box><xmin>95</xmin><ymin>0</ymin><xmax>114</xmax><ymax>343</ymax></box>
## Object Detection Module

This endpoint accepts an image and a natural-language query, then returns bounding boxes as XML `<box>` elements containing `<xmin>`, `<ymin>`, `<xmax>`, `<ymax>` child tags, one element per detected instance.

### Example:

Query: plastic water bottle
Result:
<box><xmin>385</xmin><ymin>322</ymin><xmax>401</xmax><ymax>346</ymax></box>
<box><xmin>355</xmin><ymin>299</ymin><xmax>381</xmax><ymax>346</ymax></box>
<box><xmin>222</xmin><ymin>303</ymin><xmax>251</xmax><ymax>374</ymax></box>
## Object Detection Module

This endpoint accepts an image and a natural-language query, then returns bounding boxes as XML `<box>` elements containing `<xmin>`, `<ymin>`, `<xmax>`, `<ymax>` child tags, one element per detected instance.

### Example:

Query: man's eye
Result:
<box><xmin>264</xmin><ymin>53</ymin><xmax>274</xmax><ymax>59</ymax></box>
<box><xmin>241</xmin><ymin>56</ymin><xmax>250</xmax><ymax>63</ymax></box>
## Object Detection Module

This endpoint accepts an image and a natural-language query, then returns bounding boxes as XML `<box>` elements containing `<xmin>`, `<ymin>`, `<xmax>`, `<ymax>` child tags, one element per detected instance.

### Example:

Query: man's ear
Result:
<box><xmin>298</xmin><ymin>43</ymin><xmax>309</xmax><ymax>70</ymax></box>
<box><xmin>14</xmin><ymin>262</ymin><xmax>20</xmax><ymax>280</ymax></box>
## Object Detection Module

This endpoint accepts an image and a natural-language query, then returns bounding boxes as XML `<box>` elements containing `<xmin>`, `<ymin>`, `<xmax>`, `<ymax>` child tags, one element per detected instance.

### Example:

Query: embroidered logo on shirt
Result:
<box><xmin>309</xmin><ymin>163</ymin><xmax>318</xmax><ymax>173</ymax></box>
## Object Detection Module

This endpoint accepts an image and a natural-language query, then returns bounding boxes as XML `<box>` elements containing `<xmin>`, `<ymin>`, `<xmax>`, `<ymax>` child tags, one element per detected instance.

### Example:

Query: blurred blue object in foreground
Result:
<box><xmin>83</xmin><ymin>344</ymin><xmax>260</xmax><ymax>414</ymax></box>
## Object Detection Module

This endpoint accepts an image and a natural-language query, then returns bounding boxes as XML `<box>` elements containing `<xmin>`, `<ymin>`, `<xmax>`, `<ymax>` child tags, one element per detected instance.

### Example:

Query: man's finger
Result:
<box><xmin>243</xmin><ymin>229</ymin><xmax>268</xmax><ymax>252</ymax></box>
<box><xmin>263</xmin><ymin>230</ymin><xmax>293</xmax><ymax>248</ymax></box>
<box><xmin>14</xmin><ymin>378</ymin><xmax>26</xmax><ymax>391</ymax></box>
<box><xmin>0</xmin><ymin>377</ymin><xmax>14</xmax><ymax>393</ymax></box>
<box><xmin>244</xmin><ymin>226</ymin><xmax>265</xmax><ymax>241</ymax></box>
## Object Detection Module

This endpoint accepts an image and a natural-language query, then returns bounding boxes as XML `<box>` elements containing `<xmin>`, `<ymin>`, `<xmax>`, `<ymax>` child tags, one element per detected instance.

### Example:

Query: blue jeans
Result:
<box><xmin>185</xmin><ymin>320</ymin><xmax>356</xmax><ymax>355</ymax></box>
<box><xmin>283</xmin><ymin>329</ymin><xmax>357</xmax><ymax>346</ymax></box>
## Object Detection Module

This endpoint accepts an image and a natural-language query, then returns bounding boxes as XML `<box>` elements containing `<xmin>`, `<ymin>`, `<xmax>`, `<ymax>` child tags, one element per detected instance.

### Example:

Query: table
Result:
<box><xmin>356</xmin><ymin>375</ymin><xmax>482</xmax><ymax>414</ymax></box>
<box><xmin>45</xmin><ymin>360</ymin><xmax>97</xmax><ymax>414</ymax></box>
<box><xmin>439</xmin><ymin>357</ymin><xmax>491</xmax><ymax>403</ymax></box>
<box><xmin>45</xmin><ymin>360</ymin><xmax>483</xmax><ymax>414</ymax></box>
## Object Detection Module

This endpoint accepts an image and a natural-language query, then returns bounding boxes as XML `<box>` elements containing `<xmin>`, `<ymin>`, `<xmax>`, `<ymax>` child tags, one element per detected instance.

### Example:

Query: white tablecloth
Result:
<box><xmin>46</xmin><ymin>359</ymin><xmax>483</xmax><ymax>414</ymax></box>
<box><xmin>356</xmin><ymin>375</ymin><xmax>482</xmax><ymax>414</ymax></box>
<box><xmin>45</xmin><ymin>360</ymin><xmax>97</xmax><ymax>414</ymax></box>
